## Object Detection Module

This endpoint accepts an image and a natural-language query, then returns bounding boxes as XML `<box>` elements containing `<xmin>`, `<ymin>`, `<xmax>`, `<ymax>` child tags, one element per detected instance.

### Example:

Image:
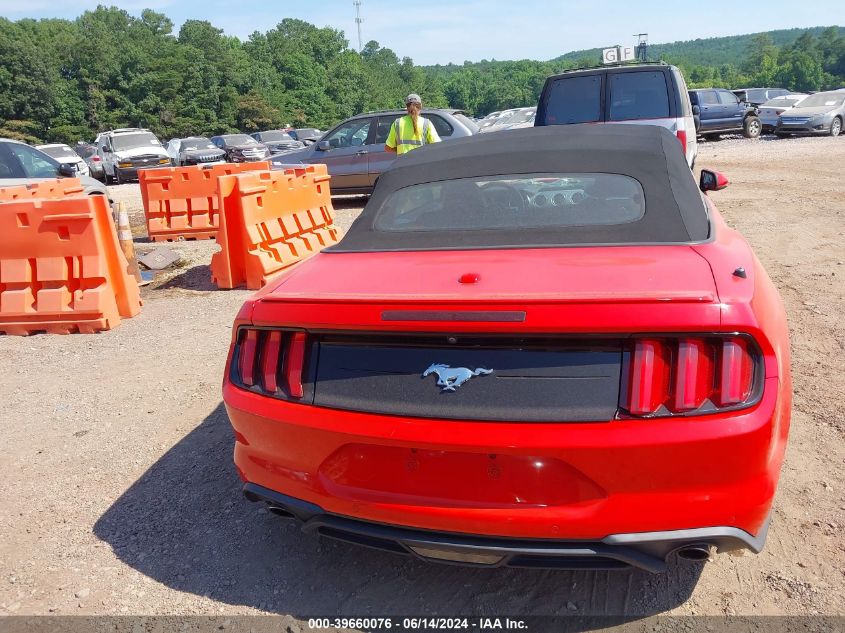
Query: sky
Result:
<box><xmin>1</xmin><ymin>0</ymin><xmax>842</xmax><ymax>65</ymax></box>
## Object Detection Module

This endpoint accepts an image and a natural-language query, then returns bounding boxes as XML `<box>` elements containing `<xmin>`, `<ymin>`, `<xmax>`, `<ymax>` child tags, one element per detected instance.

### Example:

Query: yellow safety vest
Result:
<box><xmin>390</xmin><ymin>115</ymin><xmax>436</xmax><ymax>155</ymax></box>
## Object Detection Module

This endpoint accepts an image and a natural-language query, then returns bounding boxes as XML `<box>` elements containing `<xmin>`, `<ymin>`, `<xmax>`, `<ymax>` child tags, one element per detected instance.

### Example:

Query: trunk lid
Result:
<box><xmin>248</xmin><ymin>246</ymin><xmax>721</xmax><ymax>422</ymax></box>
<box><xmin>254</xmin><ymin>246</ymin><xmax>717</xmax><ymax>305</ymax></box>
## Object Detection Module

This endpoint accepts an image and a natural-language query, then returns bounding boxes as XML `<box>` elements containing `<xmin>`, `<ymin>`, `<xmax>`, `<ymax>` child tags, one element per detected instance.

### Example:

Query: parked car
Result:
<box><xmin>732</xmin><ymin>88</ymin><xmax>792</xmax><ymax>106</ymax></box>
<box><xmin>479</xmin><ymin>107</ymin><xmax>536</xmax><ymax>133</ymax></box>
<box><xmin>477</xmin><ymin>109</ymin><xmax>515</xmax><ymax>132</ymax></box>
<box><xmin>503</xmin><ymin>107</ymin><xmax>536</xmax><ymax>130</ymax></box>
<box><xmin>775</xmin><ymin>90</ymin><xmax>845</xmax><ymax>137</ymax></box>
<box><xmin>165</xmin><ymin>137</ymin><xmax>226</xmax><ymax>166</ymax></box>
<box><xmin>250</xmin><ymin>130</ymin><xmax>305</xmax><ymax>154</ymax></box>
<box><xmin>535</xmin><ymin>62</ymin><xmax>698</xmax><ymax>168</ymax></box>
<box><xmin>269</xmin><ymin>109</ymin><xmax>477</xmax><ymax>195</ymax></box>
<box><xmin>75</xmin><ymin>142</ymin><xmax>105</xmax><ymax>181</ymax></box>
<box><xmin>35</xmin><ymin>143</ymin><xmax>90</xmax><ymax>177</ymax></box>
<box><xmin>0</xmin><ymin>138</ymin><xmax>108</xmax><ymax>196</ymax></box>
<box><xmin>688</xmin><ymin>89</ymin><xmax>762</xmax><ymax>139</ymax></box>
<box><xmin>95</xmin><ymin>128</ymin><xmax>171</xmax><ymax>184</ymax></box>
<box><xmin>225</xmin><ymin>125</ymin><xmax>790</xmax><ymax>572</ymax></box>
<box><xmin>210</xmin><ymin>134</ymin><xmax>271</xmax><ymax>163</ymax></box>
<box><xmin>288</xmin><ymin>128</ymin><xmax>323</xmax><ymax>145</ymax></box>
<box><xmin>758</xmin><ymin>94</ymin><xmax>808</xmax><ymax>131</ymax></box>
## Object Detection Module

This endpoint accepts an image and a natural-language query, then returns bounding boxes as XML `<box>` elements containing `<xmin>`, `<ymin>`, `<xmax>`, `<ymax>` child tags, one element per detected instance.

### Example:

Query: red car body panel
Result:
<box><xmin>223</xmin><ymin>198</ymin><xmax>791</xmax><ymax>549</ymax></box>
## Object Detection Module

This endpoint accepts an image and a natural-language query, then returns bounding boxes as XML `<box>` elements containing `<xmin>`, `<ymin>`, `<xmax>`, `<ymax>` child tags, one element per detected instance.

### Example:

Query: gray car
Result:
<box><xmin>776</xmin><ymin>91</ymin><xmax>845</xmax><ymax>137</ymax></box>
<box><xmin>270</xmin><ymin>109</ymin><xmax>478</xmax><ymax>195</ymax></box>
<box><xmin>0</xmin><ymin>138</ymin><xmax>109</xmax><ymax>197</ymax></box>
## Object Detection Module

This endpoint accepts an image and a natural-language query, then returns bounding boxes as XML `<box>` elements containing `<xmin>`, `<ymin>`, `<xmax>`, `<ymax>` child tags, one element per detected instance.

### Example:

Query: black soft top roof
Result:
<box><xmin>330</xmin><ymin>124</ymin><xmax>709</xmax><ymax>252</ymax></box>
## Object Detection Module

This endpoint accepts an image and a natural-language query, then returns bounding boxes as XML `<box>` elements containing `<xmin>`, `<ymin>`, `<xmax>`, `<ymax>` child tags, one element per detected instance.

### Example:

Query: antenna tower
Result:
<box><xmin>354</xmin><ymin>1</ymin><xmax>363</xmax><ymax>52</ymax></box>
<box><xmin>633</xmin><ymin>33</ymin><xmax>648</xmax><ymax>61</ymax></box>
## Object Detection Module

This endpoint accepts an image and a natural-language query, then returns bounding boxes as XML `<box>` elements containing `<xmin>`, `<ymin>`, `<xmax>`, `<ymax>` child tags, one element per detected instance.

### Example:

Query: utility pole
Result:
<box><xmin>353</xmin><ymin>0</ymin><xmax>363</xmax><ymax>52</ymax></box>
<box><xmin>633</xmin><ymin>33</ymin><xmax>648</xmax><ymax>61</ymax></box>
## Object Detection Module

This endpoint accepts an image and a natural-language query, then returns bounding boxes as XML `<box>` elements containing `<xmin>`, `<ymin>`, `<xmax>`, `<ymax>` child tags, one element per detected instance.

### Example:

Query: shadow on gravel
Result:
<box><xmin>332</xmin><ymin>195</ymin><xmax>370</xmax><ymax>210</ymax></box>
<box><xmin>94</xmin><ymin>403</ymin><xmax>704</xmax><ymax>618</ymax></box>
<box><xmin>156</xmin><ymin>265</ymin><xmax>218</xmax><ymax>291</ymax></box>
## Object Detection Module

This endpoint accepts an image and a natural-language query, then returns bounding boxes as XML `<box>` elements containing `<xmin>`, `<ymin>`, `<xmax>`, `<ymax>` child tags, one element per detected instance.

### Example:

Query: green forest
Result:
<box><xmin>1</xmin><ymin>6</ymin><xmax>843</xmax><ymax>145</ymax></box>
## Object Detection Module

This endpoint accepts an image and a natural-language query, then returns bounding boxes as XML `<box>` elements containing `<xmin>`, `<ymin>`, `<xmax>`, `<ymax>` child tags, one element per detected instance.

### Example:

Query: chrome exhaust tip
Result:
<box><xmin>675</xmin><ymin>544</ymin><xmax>711</xmax><ymax>561</ymax></box>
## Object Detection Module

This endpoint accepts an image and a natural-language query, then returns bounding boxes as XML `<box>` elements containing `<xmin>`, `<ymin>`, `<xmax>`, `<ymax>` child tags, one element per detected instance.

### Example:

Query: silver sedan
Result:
<box><xmin>776</xmin><ymin>91</ymin><xmax>845</xmax><ymax>137</ymax></box>
<box><xmin>758</xmin><ymin>94</ymin><xmax>807</xmax><ymax>131</ymax></box>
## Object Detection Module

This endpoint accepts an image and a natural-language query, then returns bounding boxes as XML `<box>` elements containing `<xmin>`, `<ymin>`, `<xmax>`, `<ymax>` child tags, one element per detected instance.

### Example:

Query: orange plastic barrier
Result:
<box><xmin>139</xmin><ymin>162</ymin><xmax>270</xmax><ymax>242</ymax></box>
<box><xmin>210</xmin><ymin>164</ymin><xmax>342</xmax><ymax>290</ymax></box>
<box><xmin>0</xmin><ymin>178</ymin><xmax>84</xmax><ymax>201</ymax></box>
<box><xmin>0</xmin><ymin>194</ymin><xmax>142</xmax><ymax>335</ymax></box>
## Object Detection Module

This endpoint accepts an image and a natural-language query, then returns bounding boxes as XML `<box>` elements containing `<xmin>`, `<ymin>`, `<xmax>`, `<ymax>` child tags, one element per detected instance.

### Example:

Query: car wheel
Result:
<box><xmin>743</xmin><ymin>116</ymin><xmax>762</xmax><ymax>139</ymax></box>
<box><xmin>830</xmin><ymin>117</ymin><xmax>842</xmax><ymax>137</ymax></box>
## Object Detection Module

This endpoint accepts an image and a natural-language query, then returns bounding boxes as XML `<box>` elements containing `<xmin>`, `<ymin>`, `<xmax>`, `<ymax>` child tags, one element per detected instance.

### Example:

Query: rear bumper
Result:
<box><xmin>225</xmin><ymin>375</ymin><xmax>789</xmax><ymax>546</ymax></box>
<box><xmin>244</xmin><ymin>483</ymin><xmax>769</xmax><ymax>573</ymax></box>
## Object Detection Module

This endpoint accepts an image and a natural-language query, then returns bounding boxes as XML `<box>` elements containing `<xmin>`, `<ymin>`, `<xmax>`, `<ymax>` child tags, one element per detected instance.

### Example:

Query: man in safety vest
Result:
<box><xmin>385</xmin><ymin>93</ymin><xmax>441</xmax><ymax>155</ymax></box>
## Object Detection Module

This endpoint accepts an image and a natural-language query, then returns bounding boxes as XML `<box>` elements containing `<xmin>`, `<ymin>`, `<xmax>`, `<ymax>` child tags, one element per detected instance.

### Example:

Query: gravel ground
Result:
<box><xmin>0</xmin><ymin>134</ymin><xmax>843</xmax><ymax>620</ymax></box>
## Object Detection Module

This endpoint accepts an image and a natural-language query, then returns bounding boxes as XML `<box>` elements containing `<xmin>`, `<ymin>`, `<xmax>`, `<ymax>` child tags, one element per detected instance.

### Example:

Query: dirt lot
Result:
<box><xmin>0</xmin><ymin>135</ymin><xmax>843</xmax><ymax>620</ymax></box>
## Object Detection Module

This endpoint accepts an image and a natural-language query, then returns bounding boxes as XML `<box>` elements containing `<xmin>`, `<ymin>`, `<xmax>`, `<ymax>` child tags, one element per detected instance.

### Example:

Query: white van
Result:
<box><xmin>535</xmin><ymin>63</ymin><xmax>698</xmax><ymax>169</ymax></box>
<box><xmin>95</xmin><ymin>128</ymin><xmax>171</xmax><ymax>184</ymax></box>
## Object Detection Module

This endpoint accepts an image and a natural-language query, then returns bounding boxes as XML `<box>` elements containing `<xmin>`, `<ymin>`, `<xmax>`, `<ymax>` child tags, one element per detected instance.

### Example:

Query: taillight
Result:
<box><xmin>232</xmin><ymin>328</ymin><xmax>309</xmax><ymax>400</ymax></box>
<box><xmin>284</xmin><ymin>332</ymin><xmax>307</xmax><ymax>399</ymax></box>
<box><xmin>621</xmin><ymin>335</ymin><xmax>759</xmax><ymax>417</ymax></box>
<box><xmin>676</xmin><ymin>129</ymin><xmax>687</xmax><ymax>155</ymax></box>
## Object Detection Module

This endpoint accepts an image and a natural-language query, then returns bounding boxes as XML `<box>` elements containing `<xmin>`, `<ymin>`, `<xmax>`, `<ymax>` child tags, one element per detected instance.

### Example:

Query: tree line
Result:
<box><xmin>1</xmin><ymin>7</ymin><xmax>843</xmax><ymax>145</ymax></box>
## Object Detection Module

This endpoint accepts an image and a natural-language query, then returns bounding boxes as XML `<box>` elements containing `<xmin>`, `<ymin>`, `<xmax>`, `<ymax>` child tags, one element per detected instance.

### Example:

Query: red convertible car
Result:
<box><xmin>223</xmin><ymin>125</ymin><xmax>791</xmax><ymax>573</ymax></box>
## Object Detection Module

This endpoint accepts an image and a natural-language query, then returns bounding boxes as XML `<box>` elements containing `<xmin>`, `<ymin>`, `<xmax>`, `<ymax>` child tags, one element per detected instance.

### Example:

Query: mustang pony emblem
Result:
<box><xmin>422</xmin><ymin>363</ymin><xmax>493</xmax><ymax>392</ymax></box>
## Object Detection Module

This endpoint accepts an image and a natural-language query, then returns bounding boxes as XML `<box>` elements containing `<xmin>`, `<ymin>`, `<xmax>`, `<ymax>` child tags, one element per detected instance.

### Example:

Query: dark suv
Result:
<box><xmin>688</xmin><ymin>89</ymin><xmax>762</xmax><ymax>138</ymax></box>
<box><xmin>534</xmin><ymin>63</ymin><xmax>697</xmax><ymax>168</ymax></box>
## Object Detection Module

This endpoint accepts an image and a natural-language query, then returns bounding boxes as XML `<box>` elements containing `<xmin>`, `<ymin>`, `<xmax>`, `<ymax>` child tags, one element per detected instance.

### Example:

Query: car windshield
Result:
<box><xmin>111</xmin><ymin>132</ymin><xmax>162</xmax><ymax>151</ymax></box>
<box><xmin>509</xmin><ymin>109</ymin><xmax>536</xmax><ymax>124</ymax></box>
<box><xmin>38</xmin><ymin>145</ymin><xmax>79</xmax><ymax>159</ymax></box>
<box><xmin>223</xmin><ymin>134</ymin><xmax>258</xmax><ymax>146</ymax></box>
<box><xmin>375</xmin><ymin>173</ymin><xmax>645</xmax><ymax>233</ymax></box>
<box><xmin>258</xmin><ymin>131</ymin><xmax>294</xmax><ymax>142</ymax></box>
<box><xmin>795</xmin><ymin>93</ymin><xmax>845</xmax><ymax>108</ymax></box>
<box><xmin>294</xmin><ymin>128</ymin><xmax>319</xmax><ymax>137</ymax></box>
<box><xmin>181</xmin><ymin>138</ymin><xmax>216</xmax><ymax>150</ymax></box>
<box><xmin>762</xmin><ymin>97</ymin><xmax>803</xmax><ymax>108</ymax></box>
<box><xmin>745</xmin><ymin>89</ymin><xmax>767</xmax><ymax>102</ymax></box>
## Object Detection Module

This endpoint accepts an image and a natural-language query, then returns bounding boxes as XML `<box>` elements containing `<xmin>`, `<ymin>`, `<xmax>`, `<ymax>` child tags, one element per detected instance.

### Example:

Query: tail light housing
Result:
<box><xmin>620</xmin><ymin>335</ymin><xmax>761</xmax><ymax>418</ymax></box>
<box><xmin>676</xmin><ymin>129</ymin><xmax>688</xmax><ymax>155</ymax></box>
<box><xmin>231</xmin><ymin>327</ymin><xmax>310</xmax><ymax>401</ymax></box>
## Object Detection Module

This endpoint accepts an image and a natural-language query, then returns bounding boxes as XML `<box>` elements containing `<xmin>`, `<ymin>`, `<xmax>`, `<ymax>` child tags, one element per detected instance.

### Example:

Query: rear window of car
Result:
<box><xmin>608</xmin><ymin>71</ymin><xmax>671</xmax><ymax>121</ymax></box>
<box><xmin>541</xmin><ymin>75</ymin><xmax>602</xmax><ymax>124</ymax></box>
<box><xmin>374</xmin><ymin>173</ymin><xmax>645</xmax><ymax>233</ymax></box>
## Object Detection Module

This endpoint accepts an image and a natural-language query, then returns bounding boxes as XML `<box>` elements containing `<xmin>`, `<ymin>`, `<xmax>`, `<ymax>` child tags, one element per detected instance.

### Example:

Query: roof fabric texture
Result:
<box><xmin>330</xmin><ymin>124</ymin><xmax>709</xmax><ymax>252</ymax></box>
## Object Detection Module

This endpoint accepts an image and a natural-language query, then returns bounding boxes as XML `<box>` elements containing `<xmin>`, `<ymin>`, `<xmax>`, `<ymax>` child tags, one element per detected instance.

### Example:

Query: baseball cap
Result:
<box><xmin>405</xmin><ymin>93</ymin><xmax>422</xmax><ymax>105</ymax></box>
